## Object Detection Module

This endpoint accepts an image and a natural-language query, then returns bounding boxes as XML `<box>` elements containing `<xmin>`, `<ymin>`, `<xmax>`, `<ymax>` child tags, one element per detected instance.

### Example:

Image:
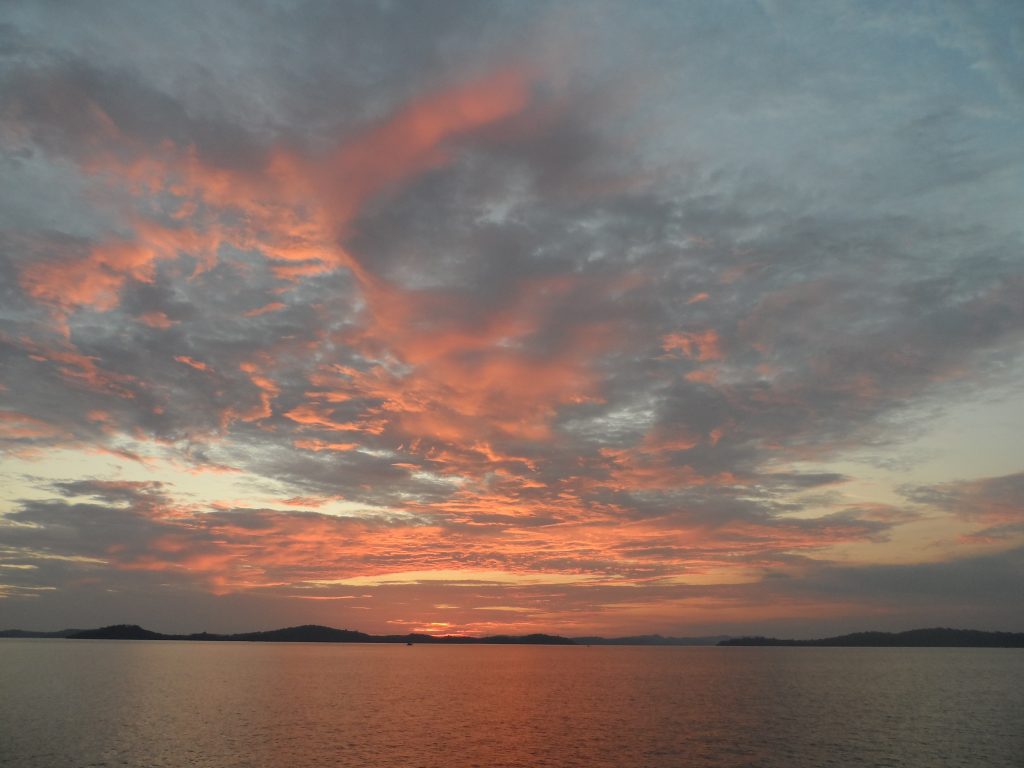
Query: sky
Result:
<box><xmin>1</xmin><ymin>0</ymin><xmax>1022</xmax><ymax>638</ymax></box>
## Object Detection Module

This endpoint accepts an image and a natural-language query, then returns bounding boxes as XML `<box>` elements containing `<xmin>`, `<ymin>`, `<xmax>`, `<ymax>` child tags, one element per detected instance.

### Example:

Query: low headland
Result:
<box><xmin>718</xmin><ymin>628</ymin><xmax>1024</xmax><ymax>648</ymax></box>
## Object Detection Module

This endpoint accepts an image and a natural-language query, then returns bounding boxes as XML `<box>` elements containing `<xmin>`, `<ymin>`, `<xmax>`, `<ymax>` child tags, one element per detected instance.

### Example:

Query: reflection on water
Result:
<box><xmin>1</xmin><ymin>641</ymin><xmax>1022</xmax><ymax>767</ymax></box>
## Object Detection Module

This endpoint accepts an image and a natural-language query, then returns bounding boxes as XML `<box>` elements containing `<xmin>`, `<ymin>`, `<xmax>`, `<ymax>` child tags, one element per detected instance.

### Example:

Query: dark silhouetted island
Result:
<box><xmin>0</xmin><ymin>628</ymin><xmax>83</xmax><ymax>639</ymax></box>
<box><xmin>59</xmin><ymin>624</ymin><xmax>577</xmax><ymax>645</ymax></box>
<box><xmin>573</xmin><ymin>634</ymin><xmax>730</xmax><ymax>646</ymax></box>
<box><xmin>718</xmin><ymin>628</ymin><xmax>1024</xmax><ymax>648</ymax></box>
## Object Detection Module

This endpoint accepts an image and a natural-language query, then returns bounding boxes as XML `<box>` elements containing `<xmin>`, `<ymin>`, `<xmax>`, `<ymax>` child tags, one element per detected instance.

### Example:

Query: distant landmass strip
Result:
<box><xmin>5</xmin><ymin>624</ymin><xmax>576</xmax><ymax>644</ymax></box>
<box><xmin>0</xmin><ymin>628</ymin><xmax>83</xmax><ymax>639</ymax></box>
<box><xmin>573</xmin><ymin>634</ymin><xmax>730</xmax><ymax>646</ymax></box>
<box><xmin>3</xmin><ymin>625</ymin><xmax>1021</xmax><ymax>647</ymax></box>
<box><xmin>718</xmin><ymin>628</ymin><xmax>1024</xmax><ymax>648</ymax></box>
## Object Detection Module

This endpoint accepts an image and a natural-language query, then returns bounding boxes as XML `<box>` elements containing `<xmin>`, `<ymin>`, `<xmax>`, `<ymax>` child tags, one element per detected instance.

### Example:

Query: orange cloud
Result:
<box><xmin>662</xmin><ymin>330</ymin><xmax>722</xmax><ymax>361</ymax></box>
<box><xmin>594</xmin><ymin>443</ymin><xmax>737</xmax><ymax>493</ymax></box>
<box><xmin>243</xmin><ymin>302</ymin><xmax>287</xmax><ymax>317</ymax></box>
<box><xmin>18</xmin><ymin>65</ymin><xmax>535</xmax><ymax>320</ymax></box>
<box><xmin>21</xmin><ymin>218</ymin><xmax>225</xmax><ymax>317</ymax></box>
<box><xmin>293</xmin><ymin>439</ymin><xmax>359</xmax><ymax>452</ymax></box>
<box><xmin>0</xmin><ymin>410</ymin><xmax>61</xmax><ymax>440</ymax></box>
<box><xmin>20</xmin><ymin>339</ymin><xmax>138</xmax><ymax>398</ymax></box>
<box><xmin>220</xmin><ymin>359</ymin><xmax>283</xmax><ymax>425</ymax></box>
<box><xmin>174</xmin><ymin>355</ymin><xmax>211</xmax><ymax>372</ymax></box>
<box><xmin>138</xmin><ymin>311</ymin><xmax>177</xmax><ymax>328</ymax></box>
<box><xmin>319</xmin><ymin>67</ymin><xmax>532</xmax><ymax>231</ymax></box>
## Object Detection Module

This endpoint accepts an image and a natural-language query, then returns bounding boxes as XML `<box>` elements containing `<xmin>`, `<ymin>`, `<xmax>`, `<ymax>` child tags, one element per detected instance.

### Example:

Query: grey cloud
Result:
<box><xmin>1</xmin><ymin>60</ymin><xmax>267</xmax><ymax>169</ymax></box>
<box><xmin>903</xmin><ymin>472</ymin><xmax>1024</xmax><ymax>515</ymax></box>
<box><xmin>53</xmin><ymin>478</ymin><xmax>165</xmax><ymax>503</ymax></box>
<box><xmin>901</xmin><ymin>472</ymin><xmax>1024</xmax><ymax>540</ymax></box>
<box><xmin>790</xmin><ymin>546</ymin><xmax>1024</xmax><ymax>606</ymax></box>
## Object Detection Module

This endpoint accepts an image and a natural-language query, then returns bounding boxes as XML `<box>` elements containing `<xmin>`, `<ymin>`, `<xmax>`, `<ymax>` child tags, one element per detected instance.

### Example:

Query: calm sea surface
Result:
<box><xmin>1</xmin><ymin>640</ymin><xmax>1022</xmax><ymax>767</ymax></box>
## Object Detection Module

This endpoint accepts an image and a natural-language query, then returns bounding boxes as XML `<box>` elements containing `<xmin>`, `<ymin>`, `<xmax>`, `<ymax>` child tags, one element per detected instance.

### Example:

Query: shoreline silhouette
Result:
<box><xmin>2</xmin><ymin>624</ymin><xmax>1022</xmax><ymax>647</ymax></box>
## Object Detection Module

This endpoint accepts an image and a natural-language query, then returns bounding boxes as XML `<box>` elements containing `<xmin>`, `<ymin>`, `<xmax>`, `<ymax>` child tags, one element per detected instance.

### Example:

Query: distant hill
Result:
<box><xmin>230</xmin><ymin>625</ymin><xmax>372</xmax><ymax>643</ymax></box>
<box><xmin>479</xmin><ymin>633</ymin><xmax>575</xmax><ymax>645</ymax></box>
<box><xmin>71</xmin><ymin>624</ymin><xmax>169</xmax><ymax>640</ymax></box>
<box><xmin>574</xmin><ymin>634</ymin><xmax>730</xmax><ymax>646</ymax></box>
<box><xmin>0</xmin><ymin>628</ymin><xmax>83</xmax><ymax>639</ymax></box>
<box><xmin>718</xmin><ymin>628</ymin><xmax>1024</xmax><ymax>648</ymax></box>
<box><xmin>57</xmin><ymin>624</ymin><xmax>578</xmax><ymax>645</ymax></box>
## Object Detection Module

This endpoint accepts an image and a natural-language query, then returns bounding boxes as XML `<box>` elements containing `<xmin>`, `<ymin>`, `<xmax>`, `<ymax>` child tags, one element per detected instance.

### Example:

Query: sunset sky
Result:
<box><xmin>1</xmin><ymin>1</ymin><xmax>1022</xmax><ymax>638</ymax></box>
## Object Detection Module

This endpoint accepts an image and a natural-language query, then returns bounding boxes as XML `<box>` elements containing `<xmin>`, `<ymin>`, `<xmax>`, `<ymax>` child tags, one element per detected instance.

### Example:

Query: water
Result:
<box><xmin>1</xmin><ymin>641</ymin><xmax>1021</xmax><ymax>767</ymax></box>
